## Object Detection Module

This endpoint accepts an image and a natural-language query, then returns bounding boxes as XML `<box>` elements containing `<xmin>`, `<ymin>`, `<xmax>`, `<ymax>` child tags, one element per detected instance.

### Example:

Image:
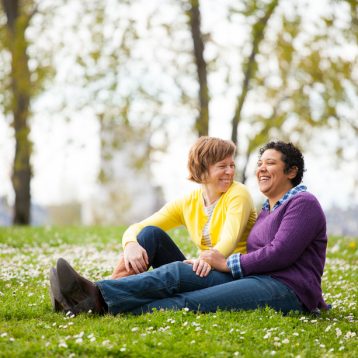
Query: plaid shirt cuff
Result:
<box><xmin>227</xmin><ymin>253</ymin><xmax>243</xmax><ymax>279</ymax></box>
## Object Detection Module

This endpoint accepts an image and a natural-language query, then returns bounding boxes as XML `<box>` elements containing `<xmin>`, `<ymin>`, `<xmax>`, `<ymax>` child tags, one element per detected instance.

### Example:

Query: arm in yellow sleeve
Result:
<box><xmin>122</xmin><ymin>199</ymin><xmax>184</xmax><ymax>248</ymax></box>
<box><xmin>214</xmin><ymin>188</ymin><xmax>256</xmax><ymax>257</ymax></box>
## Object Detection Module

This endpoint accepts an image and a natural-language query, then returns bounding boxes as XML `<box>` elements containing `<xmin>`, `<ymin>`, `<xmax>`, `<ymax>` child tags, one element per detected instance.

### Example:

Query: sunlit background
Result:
<box><xmin>1</xmin><ymin>0</ymin><xmax>357</xmax><ymax>235</ymax></box>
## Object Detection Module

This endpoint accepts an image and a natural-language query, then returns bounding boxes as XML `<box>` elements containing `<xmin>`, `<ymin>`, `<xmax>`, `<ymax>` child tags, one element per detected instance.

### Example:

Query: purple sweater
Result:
<box><xmin>240</xmin><ymin>192</ymin><xmax>328</xmax><ymax>311</ymax></box>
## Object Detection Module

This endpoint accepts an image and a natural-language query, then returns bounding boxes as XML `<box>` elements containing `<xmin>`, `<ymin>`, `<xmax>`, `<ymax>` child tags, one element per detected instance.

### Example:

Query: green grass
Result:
<box><xmin>0</xmin><ymin>227</ymin><xmax>357</xmax><ymax>357</ymax></box>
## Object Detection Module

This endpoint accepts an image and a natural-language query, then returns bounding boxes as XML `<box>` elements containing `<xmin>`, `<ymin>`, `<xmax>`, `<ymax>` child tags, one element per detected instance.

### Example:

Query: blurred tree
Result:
<box><xmin>64</xmin><ymin>0</ymin><xmax>181</xmax><ymax>224</ymax></box>
<box><xmin>185</xmin><ymin>0</ymin><xmax>209</xmax><ymax>136</ymax></box>
<box><xmin>0</xmin><ymin>0</ymin><xmax>54</xmax><ymax>224</ymax></box>
<box><xmin>230</xmin><ymin>0</ymin><xmax>279</xmax><ymax>149</ymax></box>
<box><xmin>225</xmin><ymin>0</ymin><xmax>357</xmax><ymax>182</ymax></box>
<box><xmin>1</xmin><ymin>0</ymin><xmax>34</xmax><ymax>224</ymax></box>
<box><xmin>0</xmin><ymin>1</ymin><xmax>39</xmax><ymax>224</ymax></box>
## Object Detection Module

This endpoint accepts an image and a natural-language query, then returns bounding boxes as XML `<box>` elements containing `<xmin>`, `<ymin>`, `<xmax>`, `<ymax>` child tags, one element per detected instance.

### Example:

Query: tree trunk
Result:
<box><xmin>231</xmin><ymin>0</ymin><xmax>279</xmax><ymax>146</ymax></box>
<box><xmin>2</xmin><ymin>0</ymin><xmax>32</xmax><ymax>224</ymax></box>
<box><xmin>188</xmin><ymin>0</ymin><xmax>209</xmax><ymax>136</ymax></box>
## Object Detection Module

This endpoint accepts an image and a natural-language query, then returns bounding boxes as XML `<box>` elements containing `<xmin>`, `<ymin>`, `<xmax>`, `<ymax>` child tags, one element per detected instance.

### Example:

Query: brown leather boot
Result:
<box><xmin>111</xmin><ymin>253</ymin><xmax>144</xmax><ymax>279</ymax></box>
<box><xmin>56</xmin><ymin>258</ymin><xmax>107</xmax><ymax>315</ymax></box>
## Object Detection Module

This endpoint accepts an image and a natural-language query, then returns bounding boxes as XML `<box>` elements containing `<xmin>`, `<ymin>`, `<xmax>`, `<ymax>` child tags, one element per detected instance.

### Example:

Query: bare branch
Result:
<box><xmin>231</xmin><ymin>0</ymin><xmax>279</xmax><ymax>146</ymax></box>
<box><xmin>187</xmin><ymin>0</ymin><xmax>209</xmax><ymax>136</ymax></box>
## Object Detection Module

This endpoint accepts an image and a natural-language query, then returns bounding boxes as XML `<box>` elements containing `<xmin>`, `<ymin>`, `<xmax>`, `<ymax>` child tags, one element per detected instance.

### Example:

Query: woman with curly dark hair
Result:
<box><xmin>50</xmin><ymin>141</ymin><xmax>329</xmax><ymax>315</ymax></box>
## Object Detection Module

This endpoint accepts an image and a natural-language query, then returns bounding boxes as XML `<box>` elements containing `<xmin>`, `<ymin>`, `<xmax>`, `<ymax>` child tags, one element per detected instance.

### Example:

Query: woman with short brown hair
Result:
<box><xmin>114</xmin><ymin>136</ymin><xmax>256</xmax><ymax>279</ymax></box>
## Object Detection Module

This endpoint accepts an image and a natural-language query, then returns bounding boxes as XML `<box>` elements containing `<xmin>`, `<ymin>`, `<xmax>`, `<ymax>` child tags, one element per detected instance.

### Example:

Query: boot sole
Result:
<box><xmin>49</xmin><ymin>267</ymin><xmax>71</xmax><ymax>311</ymax></box>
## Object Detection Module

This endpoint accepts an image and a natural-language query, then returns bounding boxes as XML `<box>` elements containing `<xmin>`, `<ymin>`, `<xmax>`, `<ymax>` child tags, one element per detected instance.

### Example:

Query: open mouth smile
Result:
<box><xmin>259</xmin><ymin>175</ymin><xmax>271</xmax><ymax>182</ymax></box>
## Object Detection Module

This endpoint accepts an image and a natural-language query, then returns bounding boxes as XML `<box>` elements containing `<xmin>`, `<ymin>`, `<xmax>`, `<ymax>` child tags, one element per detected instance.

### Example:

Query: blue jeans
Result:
<box><xmin>97</xmin><ymin>262</ymin><xmax>304</xmax><ymax>315</ymax></box>
<box><xmin>137</xmin><ymin>226</ymin><xmax>186</xmax><ymax>268</ymax></box>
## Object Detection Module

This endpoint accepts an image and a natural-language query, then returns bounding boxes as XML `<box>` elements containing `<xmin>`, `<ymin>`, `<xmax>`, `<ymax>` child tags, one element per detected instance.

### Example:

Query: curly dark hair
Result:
<box><xmin>259</xmin><ymin>141</ymin><xmax>305</xmax><ymax>187</ymax></box>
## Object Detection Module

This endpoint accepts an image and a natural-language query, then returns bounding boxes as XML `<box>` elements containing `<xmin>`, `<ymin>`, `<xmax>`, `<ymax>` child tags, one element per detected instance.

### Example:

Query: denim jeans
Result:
<box><xmin>97</xmin><ymin>261</ymin><xmax>304</xmax><ymax>315</ymax></box>
<box><xmin>137</xmin><ymin>226</ymin><xmax>186</xmax><ymax>268</ymax></box>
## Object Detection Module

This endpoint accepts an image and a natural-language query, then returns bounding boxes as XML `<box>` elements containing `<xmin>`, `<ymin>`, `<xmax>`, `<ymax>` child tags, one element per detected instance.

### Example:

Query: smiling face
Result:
<box><xmin>256</xmin><ymin>149</ymin><xmax>298</xmax><ymax>207</ymax></box>
<box><xmin>205</xmin><ymin>156</ymin><xmax>235</xmax><ymax>196</ymax></box>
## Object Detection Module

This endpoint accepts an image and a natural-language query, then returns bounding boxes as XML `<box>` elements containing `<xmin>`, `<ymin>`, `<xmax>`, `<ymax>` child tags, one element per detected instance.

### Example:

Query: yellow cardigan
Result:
<box><xmin>122</xmin><ymin>181</ymin><xmax>257</xmax><ymax>257</ymax></box>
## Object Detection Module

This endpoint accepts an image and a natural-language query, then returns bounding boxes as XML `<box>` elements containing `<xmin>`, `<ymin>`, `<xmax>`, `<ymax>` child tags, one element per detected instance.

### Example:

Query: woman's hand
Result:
<box><xmin>199</xmin><ymin>249</ymin><xmax>230</xmax><ymax>272</ymax></box>
<box><xmin>183</xmin><ymin>258</ymin><xmax>212</xmax><ymax>277</ymax></box>
<box><xmin>123</xmin><ymin>242</ymin><xmax>149</xmax><ymax>274</ymax></box>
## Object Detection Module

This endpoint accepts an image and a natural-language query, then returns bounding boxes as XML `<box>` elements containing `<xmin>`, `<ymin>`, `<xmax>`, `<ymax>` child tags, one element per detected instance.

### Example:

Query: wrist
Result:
<box><xmin>124</xmin><ymin>241</ymin><xmax>139</xmax><ymax>251</ymax></box>
<box><xmin>222</xmin><ymin>261</ymin><xmax>230</xmax><ymax>272</ymax></box>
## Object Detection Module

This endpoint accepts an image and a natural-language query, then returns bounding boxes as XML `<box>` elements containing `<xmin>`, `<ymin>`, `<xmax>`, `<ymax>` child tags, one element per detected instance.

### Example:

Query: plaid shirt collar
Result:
<box><xmin>262</xmin><ymin>184</ymin><xmax>307</xmax><ymax>212</ymax></box>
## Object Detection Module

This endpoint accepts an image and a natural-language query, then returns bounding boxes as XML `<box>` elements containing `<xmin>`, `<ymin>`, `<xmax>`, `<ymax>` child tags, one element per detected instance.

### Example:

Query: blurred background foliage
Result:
<box><xmin>0</xmin><ymin>0</ymin><xmax>357</xmax><ymax>226</ymax></box>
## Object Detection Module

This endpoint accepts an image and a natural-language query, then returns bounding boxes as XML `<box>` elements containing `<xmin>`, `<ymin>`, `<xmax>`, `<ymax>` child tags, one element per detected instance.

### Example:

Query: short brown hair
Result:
<box><xmin>188</xmin><ymin>136</ymin><xmax>236</xmax><ymax>183</ymax></box>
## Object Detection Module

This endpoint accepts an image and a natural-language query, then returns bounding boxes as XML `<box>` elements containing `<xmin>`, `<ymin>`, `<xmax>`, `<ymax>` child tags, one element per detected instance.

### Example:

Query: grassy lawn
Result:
<box><xmin>0</xmin><ymin>227</ymin><xmax>357</xmax><ymax>357</ymax></box>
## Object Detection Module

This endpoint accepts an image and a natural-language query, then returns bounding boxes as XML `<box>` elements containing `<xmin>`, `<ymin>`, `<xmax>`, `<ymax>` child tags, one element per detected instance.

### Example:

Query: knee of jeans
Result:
<box><xmin>168</xmin><ymin>261</ymin><xmax>190</xmax><ymax>275</ymax></box>
<box><xmin>137</xmin><ymin>226</ymin><xmax>164</xmax><ymax>243</ymax></box>
<box><xmin>161</xmin><ymin>261</ymin><xmax>184</xmax><ymax>273</ymax></box>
